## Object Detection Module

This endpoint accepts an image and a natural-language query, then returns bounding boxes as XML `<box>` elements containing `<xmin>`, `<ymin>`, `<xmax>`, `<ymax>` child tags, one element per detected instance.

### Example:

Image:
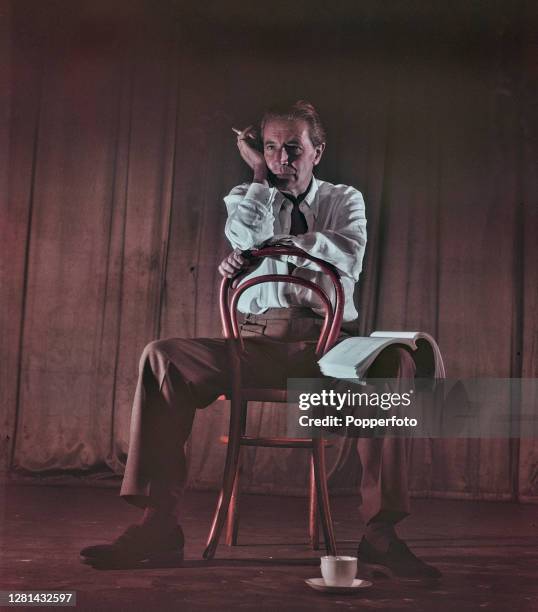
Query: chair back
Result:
<box><xmin>219</xmin><ymin>246</ymin><xmax>344</xmax><ymax>357</ymax></box>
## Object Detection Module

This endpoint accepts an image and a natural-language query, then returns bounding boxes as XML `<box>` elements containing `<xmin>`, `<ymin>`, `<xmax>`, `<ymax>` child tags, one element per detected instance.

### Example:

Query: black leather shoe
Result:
<box><xmin>357</xmin><ymin>536</ymin><xmax>441</xmax><ymax>580</ymax></box>
<box><xmin>80</xmin><ymin>524</ymin><xmax>184</xmax><ymax>569</ymax></box>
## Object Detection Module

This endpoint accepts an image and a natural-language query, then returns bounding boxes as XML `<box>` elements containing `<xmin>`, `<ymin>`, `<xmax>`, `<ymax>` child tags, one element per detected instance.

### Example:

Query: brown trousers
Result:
<box><xmin>120</xmin><ymin>310</ymin><xmax>415</xmax><ymax>524</ymax></box>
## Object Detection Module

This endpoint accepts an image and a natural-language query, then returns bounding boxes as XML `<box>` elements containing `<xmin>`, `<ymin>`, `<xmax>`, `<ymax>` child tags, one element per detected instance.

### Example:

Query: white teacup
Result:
<box><xmin>320</xmin><ymin>555</ymin><xmax>357</xmax><ymax>587</ymax></box>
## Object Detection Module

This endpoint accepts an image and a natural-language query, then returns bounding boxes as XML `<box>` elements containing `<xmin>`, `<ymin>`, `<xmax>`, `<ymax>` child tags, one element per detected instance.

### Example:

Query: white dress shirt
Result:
<box><xmin>223</xmin><ymin>177</ymin><xmax>367</xmax><ymax>322</ymax></box>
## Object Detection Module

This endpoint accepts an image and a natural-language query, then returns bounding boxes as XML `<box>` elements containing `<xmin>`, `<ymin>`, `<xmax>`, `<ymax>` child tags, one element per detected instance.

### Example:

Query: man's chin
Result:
<box><xmin>272</xmin><ymin>174</ymin><xmax>296</xmax><ymax>186</ymax></box>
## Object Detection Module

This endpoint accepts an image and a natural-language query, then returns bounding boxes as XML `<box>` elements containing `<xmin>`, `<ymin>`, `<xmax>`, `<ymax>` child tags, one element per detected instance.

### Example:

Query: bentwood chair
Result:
<box><xmin>203</xmin><ymin>246</ymin><xmax>344</xmax><ymax>560</ymax></box>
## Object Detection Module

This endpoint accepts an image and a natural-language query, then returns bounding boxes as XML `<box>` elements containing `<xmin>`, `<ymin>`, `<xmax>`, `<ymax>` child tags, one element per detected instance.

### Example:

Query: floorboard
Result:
<box><xmin>1</xmin><ymin>484</ymin><xmax>537</xmax><ymax>611</ymax></box>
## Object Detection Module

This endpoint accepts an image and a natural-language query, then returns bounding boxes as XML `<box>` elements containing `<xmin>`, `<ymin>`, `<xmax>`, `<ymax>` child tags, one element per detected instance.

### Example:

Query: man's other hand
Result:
<box><xmin>235</xmin><ymin>126</ymin><xmax>267</xmax><ymax>182</ymax></box>
<box><xmin>265</xmin><ymin>235</ymin><xmax>295</xmax><ymax>246</ymax></box>
<box><xmin>218</xmin><ymin>249</ymin><xmax>252</xmax><ymax>278</ymax></box>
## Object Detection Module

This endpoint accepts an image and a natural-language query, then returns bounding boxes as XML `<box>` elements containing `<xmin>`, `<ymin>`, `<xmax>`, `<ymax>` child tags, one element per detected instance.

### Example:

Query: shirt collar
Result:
<box><xmin>303</xmin><ymin>176</ymin><xmax>319</xmax><ymax>217</ymax></box>
<box><xmin>275</xmin><ymin>176</ymin><xmax>320</xmax><ymax>218</ymax></box>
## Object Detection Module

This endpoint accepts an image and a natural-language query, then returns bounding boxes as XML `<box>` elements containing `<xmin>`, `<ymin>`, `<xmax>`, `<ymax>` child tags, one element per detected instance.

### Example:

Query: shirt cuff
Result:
<box><xmin>244</xmin><ymin>181</ymin><xmax>274</xmax><ymax>207</ymax></box>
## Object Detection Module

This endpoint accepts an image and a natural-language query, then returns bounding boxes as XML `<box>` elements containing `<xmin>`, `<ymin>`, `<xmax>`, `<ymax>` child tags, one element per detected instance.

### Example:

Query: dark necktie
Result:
<box><xmin>290</xmin><ymin>202</ymin><xmax>308</xmax><ymax>236</ymax></box>
<box><xmin>288</xmin><ymin>201</ymin><xmax>308</xmax><ymax>274</ymax></box>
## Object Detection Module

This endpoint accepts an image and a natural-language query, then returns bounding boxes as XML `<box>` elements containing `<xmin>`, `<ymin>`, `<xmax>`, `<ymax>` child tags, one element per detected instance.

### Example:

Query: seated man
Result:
<box><xmin>80</xmin><ymin>100</ymin><xmax>440</xmax><ymax>579</ymax></box>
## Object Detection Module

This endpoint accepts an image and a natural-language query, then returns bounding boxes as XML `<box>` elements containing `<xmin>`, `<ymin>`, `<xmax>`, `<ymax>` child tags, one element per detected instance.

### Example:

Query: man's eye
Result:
<box><xmin>287</xmin><ymin>146</ymin><xmax>301</xmax><ymax>154</ymax></box>
<box><xmin>265</xmin><ymin>145</ymin><xmax>275</xmax><ymax>151</ymax></box>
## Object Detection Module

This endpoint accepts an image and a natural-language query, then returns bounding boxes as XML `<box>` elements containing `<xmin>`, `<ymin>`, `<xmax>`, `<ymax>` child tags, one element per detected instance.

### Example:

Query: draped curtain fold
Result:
<box><xmin>2</xmin><ymin>0</ymin><xmax>536</xmax><ymax>501</ymax></box>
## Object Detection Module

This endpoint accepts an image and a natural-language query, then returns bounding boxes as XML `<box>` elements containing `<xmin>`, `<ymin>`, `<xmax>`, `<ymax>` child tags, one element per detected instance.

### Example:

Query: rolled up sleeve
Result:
<box><xmin>224</xmin><ymin>183</ymin><xmax>277</xmax><ymax>250</ymax></box>
<box><xmin>290</xmin><ymin>188</ymin><xmax>367</xmax><ymax>281</ymax></box>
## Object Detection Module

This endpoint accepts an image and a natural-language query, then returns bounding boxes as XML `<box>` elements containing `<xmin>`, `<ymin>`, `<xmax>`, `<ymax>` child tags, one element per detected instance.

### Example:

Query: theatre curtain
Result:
<box><xmin>2</xmin><ymin>0</ymin><xmax>537</xmax><ymax>501</ymax></box>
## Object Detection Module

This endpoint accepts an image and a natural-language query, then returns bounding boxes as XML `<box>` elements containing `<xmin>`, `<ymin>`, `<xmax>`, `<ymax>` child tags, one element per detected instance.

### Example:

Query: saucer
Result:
<box><xmin>305</xmin><ymin>578</ymin><xmax>372</xmax><ymax>594</ymax></box>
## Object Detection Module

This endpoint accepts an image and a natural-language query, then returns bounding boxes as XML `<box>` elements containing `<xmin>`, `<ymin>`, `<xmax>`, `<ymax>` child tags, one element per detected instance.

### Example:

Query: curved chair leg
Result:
<box><xmin>204</xmin><ymin>397</ymin><xmax>242</xmax><ymax>559</ymax></box>
<box><xmin>226</xmin><ymin>400</ymin><xmax>248</xmax><ymax>546</ymax></box>
<box><xmin>226</xmin><ymin>460</ymin><xmax>242</xmax><ymax>546</ymax></box>
<box><xmin>312</xmin><ymin>437</ymin><xmax>337</xmax><ymax>555</ymax></box>
<box><xmin>309</xmin><ymin>456</ymin><xmax>320</xmax><ymax>550</ymax></box>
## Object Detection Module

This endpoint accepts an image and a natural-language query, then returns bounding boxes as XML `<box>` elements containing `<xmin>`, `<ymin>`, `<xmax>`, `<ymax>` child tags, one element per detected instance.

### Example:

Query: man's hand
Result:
<box><xmin>234</xmin><ymin>126</ymin><xmax>267</xmax><ymax>183</ymax></box>
<box><xmin>218</xmin><ymin>249</ymin><xmax>252</xmax><ymax>278</ymax></box>
<box><xmin>265</xmin><ymin>235</ymin><xmax>295</xmax><ymax>246</ymax></box>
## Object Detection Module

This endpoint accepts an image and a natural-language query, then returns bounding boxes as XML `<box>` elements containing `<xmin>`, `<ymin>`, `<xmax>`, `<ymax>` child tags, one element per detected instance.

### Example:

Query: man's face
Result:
<box><xmin>262</xmin><ymin>118</ymin><xmax>325</xmax><ymax>197</ymax></box>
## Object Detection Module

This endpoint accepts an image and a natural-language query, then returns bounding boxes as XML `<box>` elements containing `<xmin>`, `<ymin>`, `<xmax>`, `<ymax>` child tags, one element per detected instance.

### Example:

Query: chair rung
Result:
<box><xmin>242</xmin><ymin>436</ymin><xmax>315</xmax><ymax>448</ymax></box>
<box><xmin>219</xmin><ymin>435</ymin><xmax>333</xmax><ymax>448</ymax></box>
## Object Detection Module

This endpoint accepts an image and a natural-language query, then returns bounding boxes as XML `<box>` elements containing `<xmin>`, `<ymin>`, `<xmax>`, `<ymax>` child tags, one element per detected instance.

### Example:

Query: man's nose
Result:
<box><xmin>279</xmin><ymin>147</ymin><xmax>289</xmax><ymax>164</ymax></box>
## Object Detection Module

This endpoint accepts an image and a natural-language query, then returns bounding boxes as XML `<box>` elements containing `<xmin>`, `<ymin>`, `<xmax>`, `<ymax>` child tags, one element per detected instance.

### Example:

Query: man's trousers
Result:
<box><xmin>120</xmin><ymin>310</ymin><xmax>416</xmax><ymax>524</ymax></box>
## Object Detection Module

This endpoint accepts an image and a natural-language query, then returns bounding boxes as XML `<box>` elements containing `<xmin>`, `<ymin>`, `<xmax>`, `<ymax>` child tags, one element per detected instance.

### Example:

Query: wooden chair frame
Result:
<box><xmin>203</xmin><ymin>246</ymin><xmax>344</xmax><ymax>560</ymax></box>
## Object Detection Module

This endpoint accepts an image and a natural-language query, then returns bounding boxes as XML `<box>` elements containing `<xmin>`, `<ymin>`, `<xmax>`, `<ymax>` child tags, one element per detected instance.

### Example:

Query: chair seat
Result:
<box><xmin>218</xmin><ymin>389</ymin><xmax>289</xmax><ymax>403</ymax></box>
<box><xmin>219</xmin><ymin>435</ymin><xmax>334</xmax><ymax>448</ymax></box>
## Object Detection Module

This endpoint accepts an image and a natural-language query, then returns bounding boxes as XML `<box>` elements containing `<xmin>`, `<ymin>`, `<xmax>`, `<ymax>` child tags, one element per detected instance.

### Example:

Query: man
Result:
<box><xmin>80</xmin><ymin>101</ymin><xmax>440</xmax><ymax>579</ymax></box>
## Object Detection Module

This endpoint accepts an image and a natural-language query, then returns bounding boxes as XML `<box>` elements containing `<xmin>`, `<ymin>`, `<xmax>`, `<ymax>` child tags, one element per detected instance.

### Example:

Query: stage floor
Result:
<box><xmin>1</xmin><ymin>484</ymin><xmax>537</xmax><ymax>611</ymax></box>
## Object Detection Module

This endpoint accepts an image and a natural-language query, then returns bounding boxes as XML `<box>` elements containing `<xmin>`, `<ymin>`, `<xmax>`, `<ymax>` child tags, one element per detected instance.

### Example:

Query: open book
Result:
<box><xmin>318</xmin><ymin>331</ymin><xmax>446</xmax><ymax>380</ymax></box>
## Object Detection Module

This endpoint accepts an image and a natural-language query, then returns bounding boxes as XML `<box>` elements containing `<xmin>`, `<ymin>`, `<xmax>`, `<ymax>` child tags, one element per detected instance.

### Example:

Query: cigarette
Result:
<box><xmin>232</xmin><ymin>127</ymin><xmax>255</xmax><ymax>139</ymax></box>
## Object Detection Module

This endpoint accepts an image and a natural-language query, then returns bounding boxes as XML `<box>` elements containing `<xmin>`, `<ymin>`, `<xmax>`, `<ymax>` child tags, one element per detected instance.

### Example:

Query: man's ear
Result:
<box><xmin>313</xmin><ymin>142</ymin><xmax>326</xmax><ymax>165</ymax></box>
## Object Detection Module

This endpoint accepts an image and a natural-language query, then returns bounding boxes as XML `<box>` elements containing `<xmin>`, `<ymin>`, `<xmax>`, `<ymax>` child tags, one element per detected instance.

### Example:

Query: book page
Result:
<box><xmin>370</xmin><ymin>331</ymin><xmax>419</xmax><ymax>340</ymax></box>
<box><xmin>318</xmin><ymin>336</ymin><xmax>418</xmax><ymax>378</ymax></box>
<box><xmin>319</xmin><ymin>337</ymin><xmax>396</xmax><ymax>368</ymax></box>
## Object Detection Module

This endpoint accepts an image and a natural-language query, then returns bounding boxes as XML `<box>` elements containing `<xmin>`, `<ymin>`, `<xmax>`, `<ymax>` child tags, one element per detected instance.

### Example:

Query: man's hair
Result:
<box><xmin>260</xmin><ymin>100</ymin><xmax>326</xmax><ymax>147</ymax></box>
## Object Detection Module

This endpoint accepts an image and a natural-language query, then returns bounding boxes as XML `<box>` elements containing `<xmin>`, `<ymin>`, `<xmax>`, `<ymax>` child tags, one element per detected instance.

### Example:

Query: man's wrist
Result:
<box><xmin>252</xmin><ymin>165</ymin><xmax>268</xmax><ymax>183</ymax></box>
